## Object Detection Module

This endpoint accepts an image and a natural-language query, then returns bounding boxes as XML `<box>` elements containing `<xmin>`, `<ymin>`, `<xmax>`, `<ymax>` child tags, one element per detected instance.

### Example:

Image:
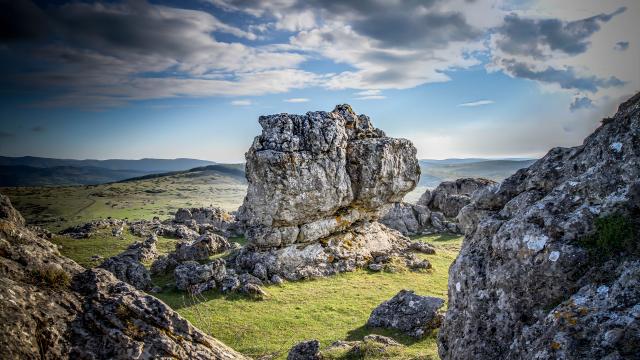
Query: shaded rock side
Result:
<box><xmin>238</xmin><ymin>104</ymin><xmax>420</xmax><ymax>249</ymax></box>
<box><xmin>439</xmin><ymin>93</ymin><xmax>640</xmax><ymax>360</ymax></box>
<box><xmin>0</xmin><ymin>194</ymin><xmax>246</xmax><ymax>360</ymax></box>
<box><xmin>381</xmin><ymin>177</ymin><xmax>495</xmax><ymax>236</ymax></box>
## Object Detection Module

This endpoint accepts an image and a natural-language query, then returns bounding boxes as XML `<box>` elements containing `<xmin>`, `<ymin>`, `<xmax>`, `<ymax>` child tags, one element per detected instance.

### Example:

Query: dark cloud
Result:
<box><xmin>496</xmin><ymin>7</ymin><xmax>626</xmax><ymax>58</ymax></box>
<box><xmin>614</xmin><ymin>41</ymin><xmax>629</xmax><ymax>51</ymax></box>
<box><xmin>216</xmin><ymin>0</ymin><xmax>480</xmax><ymax>49</ymax></box>
<box><xmin>501</xmin><ymin>60</ymin><xmax>625</xmax><ymax>93</ymax></box>
<box><xmin>31</xmin><ymin>125</ymin><xmax>45</xmax><ymax>132</ymax></box>
<box><xmin>0</xmin><ymin>131</ymin><xmax>14</xmax><ymax>138</ymax></box>
<box><xmin>570</xmin><ymin>96</ymin><xmax>594</xmax><ymax>111</ymax></box>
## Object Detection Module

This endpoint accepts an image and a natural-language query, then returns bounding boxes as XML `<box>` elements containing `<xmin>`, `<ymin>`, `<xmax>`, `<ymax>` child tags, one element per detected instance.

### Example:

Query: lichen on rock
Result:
<box><xmin>234</xmin><ymin>105</ymin><xmax>420</xmax><ymax>280</ymax></box>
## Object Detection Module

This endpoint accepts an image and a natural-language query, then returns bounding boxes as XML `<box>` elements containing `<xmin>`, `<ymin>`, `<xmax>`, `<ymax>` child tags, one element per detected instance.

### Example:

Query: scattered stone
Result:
<box><xmin>150</xmin><ymin>254</ymin><xmax>179</xmax><ymax>275</ymax></box>
<box><xmin>409</xmin><ymin>241</ymin><xmax>436</xmax><ymax>254</ymax></box>
<box><xmin>99</xmin><ymin>252</ymin><xmax>152</xmax><ymax>291</ymax></box>
<box><xmin>368</xmin><ymin>263</ymin><xmax>383</xmax><ymax>272</ymax></box>
<box><xmin>175</xmin><ymin>232</ymin><xmax>230</xmax><ymax>261</ymax></box>
<box><xmin>270</xmin><ymin>274</ymin><xmax>284</xmax><ymax>285</ymax></box>
<box><xmin>368</xmin><ymin>289</ymin><xmax>444</xmax><ymax>338</ymax></box>
<box><xmin>174</xmin><ymin>259</ymin><xmax>226</xmax><ymax>294</ymax></box>
<box><xmin>287</xmin><ymin>340</ymin><xmax>321</xmax><ymax>360</ymax></box>
<box><xmin>0</xmin><ymin>194</ymin><xmax>246</xmax><ymax>359</ymax></box>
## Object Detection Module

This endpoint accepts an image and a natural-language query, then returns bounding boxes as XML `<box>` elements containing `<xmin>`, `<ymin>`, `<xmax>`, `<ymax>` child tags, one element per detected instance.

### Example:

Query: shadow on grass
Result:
<box><xmin>344</xmin><ymin>325</ymin><xmax>424</xmax><ymax>346</ymax></box>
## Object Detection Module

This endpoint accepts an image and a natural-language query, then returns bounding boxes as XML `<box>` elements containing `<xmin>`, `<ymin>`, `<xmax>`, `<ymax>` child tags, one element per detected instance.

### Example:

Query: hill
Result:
<box><xmin>0</xmin><ymin>165</ymin><xmax>154</xmax><ymax>186</ymax></box>
<box><xmin>0</xmin><ymin>156</ymin><xmax>216</xmax><ymax>172</ymax></box>
<box><xmin>0</xmin><ymin>165</ymin><xmax>248</xmax><ymax>231</ymax></box>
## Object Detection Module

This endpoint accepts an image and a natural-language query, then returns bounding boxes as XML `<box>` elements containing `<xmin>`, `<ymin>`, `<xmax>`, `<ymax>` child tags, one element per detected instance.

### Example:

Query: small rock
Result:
<box><xmin>287</xmin><ymin>340</ymin><xmax>321</xmax><ymax>360</ymax></box>
<box><xmin>368</xmin><ymin>263</ymin><xmax>383</xmax><ymax>271</ymax></box>
<box><xmin>368</xmin><ymin>289</ymin><xmax>444</xmax><ymax>338</ymax></box>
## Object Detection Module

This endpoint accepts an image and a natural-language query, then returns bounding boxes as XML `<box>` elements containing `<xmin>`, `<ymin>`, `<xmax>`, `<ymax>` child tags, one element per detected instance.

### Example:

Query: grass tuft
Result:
<box><xmin>580</xmin><ymin>213</ymin><xmax>637</xmax><ymax>257</ymax></box>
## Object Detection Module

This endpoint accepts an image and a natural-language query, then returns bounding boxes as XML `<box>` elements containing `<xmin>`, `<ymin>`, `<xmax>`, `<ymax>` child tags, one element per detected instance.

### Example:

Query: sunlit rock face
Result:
<box><xmin>438</xmin><ymin>93</ymin><xmax>640</xmax><ymax>360</ymax></box>
<box><xmin>233</xmin><ymin>105</ymin><xmax>420</xmax><ymax>280</ymax></box>
<box><xmin>239</xmin><ymin>105</ymin><xmax>420</xmax><ymax>249</ymax></box>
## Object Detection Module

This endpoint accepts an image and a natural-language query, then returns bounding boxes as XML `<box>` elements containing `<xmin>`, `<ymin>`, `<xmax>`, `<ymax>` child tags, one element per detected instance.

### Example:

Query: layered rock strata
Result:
<box><xmin>235</xmin><ymin>105</ymin><xmax>420</xmax><ymax>279</ymax></box>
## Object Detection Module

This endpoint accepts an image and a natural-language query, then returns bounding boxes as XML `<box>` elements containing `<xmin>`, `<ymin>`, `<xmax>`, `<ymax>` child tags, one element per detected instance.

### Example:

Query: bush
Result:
<box><xmin>32</xmin><ymin>264</ymin><xmax>71</xmax><ymax>288</ymax></box>
<box><xmin>580</xmin><ymin>214</ymin><xmax>637</xmax><ymax>257</ymax></box>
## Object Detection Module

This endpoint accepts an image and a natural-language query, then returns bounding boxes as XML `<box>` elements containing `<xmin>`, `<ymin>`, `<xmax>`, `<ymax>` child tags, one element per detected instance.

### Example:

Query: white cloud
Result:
<box><xmin>458</xmin><ymin>100</ymin><xmax>495</xmax><ymax>107</ymax></box>
<box><xmin>284</xmin><ymin>98</ymin><xmax>310</xmax><ymax>103</ymax></box>
<box><xmin>355</xmin><ymin>95</ymin><xmax>386</xmax><ymax>100</ymax></box>
<box><xmin>355</xmin><ymin>89</ymin><xmax>382</xmax><ymax>96</ymax></box>
<box><xmin>231</xmin><ymin>99</ymin><xmax>252</xmax><ymax>106</ymax></box>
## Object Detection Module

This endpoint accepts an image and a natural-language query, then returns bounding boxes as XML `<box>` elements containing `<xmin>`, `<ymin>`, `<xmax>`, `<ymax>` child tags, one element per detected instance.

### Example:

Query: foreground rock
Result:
<box><xmin>439</xmin><ymin>93</ymin><xmax>640</xmax><ymax>359</ymax></box>
<box><xmin>381</xmin><ymin>177</ymin><xmax>495</xmax><ymax>235</ymax></box>
<box><xmin>367</xmin><ymin>290</ymin><xmax>444</xmax><ymax>338</ymax></box>
<box><xmin>236</xmin><ymin>105</ymin><xmax>420</xmax><ymax>279</ymax></box>
<box><xmin>0</xmin><ymin>194</ymin><xmax>246</xmax><ymax>359</ymax></box>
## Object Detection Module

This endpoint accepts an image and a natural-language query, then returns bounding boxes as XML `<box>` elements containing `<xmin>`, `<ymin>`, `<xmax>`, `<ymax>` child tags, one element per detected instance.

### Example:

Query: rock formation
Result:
<box><xmin>439</xmin><ymin>93</ymin><xmax>640</xmax><ymax>359</ymax></box>
<box><xmin>381</xmin><ymin>178</ymin><xmax>495</xmax><ymax>235</ymax></box>
<box><xmin>0</xmin><ymin>194</ymin><xmax>246</xmax><ymax>359</ymax></box>
<box><xmin>234</xmin><ymin>105</ymin><xmax>420</xmax><ymax>280</ymax></box>
<box><xmin>98</xmin><ymin>234</ymin><xmax>158</xmax><ymax>290</ymax></box>
<box><xmin>367</xmin><ymin>290</ymin><xmax>444</xmax><ymax>338</ymax></box>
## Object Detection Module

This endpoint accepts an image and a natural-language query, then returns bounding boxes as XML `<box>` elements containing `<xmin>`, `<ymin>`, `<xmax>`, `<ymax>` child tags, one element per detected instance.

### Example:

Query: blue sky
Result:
<box><xmin>0</xmin><ymin>0</ymin><xmax>638</xmax><ymax>162</ymax></box>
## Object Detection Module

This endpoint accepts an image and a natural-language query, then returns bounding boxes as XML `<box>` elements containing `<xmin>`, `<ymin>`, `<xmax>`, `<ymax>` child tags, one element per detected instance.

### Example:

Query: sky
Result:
<box><xmin>0</xmin><ymin>0</ymin><xmax>638</xmax><ymax>162</ymax></box>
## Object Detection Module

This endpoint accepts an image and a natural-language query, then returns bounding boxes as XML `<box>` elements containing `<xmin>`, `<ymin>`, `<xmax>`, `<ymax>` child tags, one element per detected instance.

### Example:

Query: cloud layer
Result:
<box><xmin>0</xmin><ymin>0</ymin><xmax>637</xmax><ymax>109</ymax></box>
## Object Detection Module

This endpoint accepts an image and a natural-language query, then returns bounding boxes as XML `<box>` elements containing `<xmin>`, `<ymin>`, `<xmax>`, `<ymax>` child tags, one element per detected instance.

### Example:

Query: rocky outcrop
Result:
<box><xmin>174</xmin><ymin>232</ymin><xmax>231</xmax><ymax>261</ymax></box>
<box><xmin>98</xmin><ymin>234</ymin><xmax>158</xmax><ymax>291</ymax></box>
<box><xmin>0</xmin><ymin>194</ymin><xmax>246</xmax><ymax>359</ymax></box>
<box><xmin>235</xmin><ymin>105</ymin><xmax>419</xmax><ymax>279</ymax></box>
<box><xmin>381</xmin><ymin>178</ymin><xmax>495</xmax><ymax>235</ymax></box>
<box><xmin>367</xmin><ymin>290</ymin><xmax>444</xmax><ymax>338</ymax></box>
<box><xmin>439</xmin><ymin>93</ymin><xmax>640</xmax><ymax>360</ymax></box>
<box><xmin>230</xmin><ymin>221</ymin><xmax>410</xmax><ymax>281</ymax></box>
<box><xmin>175</xmin><ymin>207</ymin><xmax>243</xmax><ymax>237</ymax></box>
<box><xmin>422</xmin><ymin>177</ymin><xmax>495</xmax><ymax>218</ymax></box>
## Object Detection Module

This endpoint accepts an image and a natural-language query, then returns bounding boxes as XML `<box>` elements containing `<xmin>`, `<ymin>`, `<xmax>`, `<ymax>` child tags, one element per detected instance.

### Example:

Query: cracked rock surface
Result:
<box><xmin>439</xmin><ymin>93</ymin><xmax>640</xmax><ymax>360</ymax></box>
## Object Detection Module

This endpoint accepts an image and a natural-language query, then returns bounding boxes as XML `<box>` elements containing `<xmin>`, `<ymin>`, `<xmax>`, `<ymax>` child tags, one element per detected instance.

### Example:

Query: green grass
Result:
<box><xmin>0</xmin><ymin>169</ymin><xmax>246</xmax><ymax>232</ymax></box>
<box><xmin>153</xmin><ymin>234</ymin><xmax>461</xmax><ymax>359</ymax></box>
<box><xmin>579</xmin><ymin>213</ymin><xmax>637</xmax><ymax>258</ymax></box>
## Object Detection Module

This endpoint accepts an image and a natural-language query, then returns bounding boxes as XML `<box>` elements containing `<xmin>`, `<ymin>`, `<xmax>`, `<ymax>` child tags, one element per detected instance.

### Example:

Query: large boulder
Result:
<box><xmin>174</xmin><ymin>232</ymin><xmax>231</xmax><ymax>261</ymax></box>
<box><xmin>367</xmin><ymin>290</ymin><xmax>444</xmax><ymax>338</ymax></box>
<box><xmin>0</xmin><ymin>194</ymin><xmax>246</xmax><ymax>359</ymax></box>
<box><xmin>235</xmin><ymin>105</ymin><xmax>419</xmax><ymax>279</ymax></box>
<box><xmin>439</xmin><ymin>93</ymin><xmax>640</xmax><ymax>359</ymax></box>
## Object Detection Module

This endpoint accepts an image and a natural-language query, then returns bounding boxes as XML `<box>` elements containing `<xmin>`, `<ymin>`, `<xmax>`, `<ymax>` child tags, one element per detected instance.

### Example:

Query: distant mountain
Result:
<box><xmin>0</xmin><ymin>156</ymin><xmax>216</xmax><ymax>172</ymax></box>
<box><xmin>0</xmin><ymin>165</ymin><xmax>153</xmax><ymax>187</ymax></box>
<box><xmin>419</xmin><ymin>159</ymin><xmax>536</xmax><ymax>187</ymax></box>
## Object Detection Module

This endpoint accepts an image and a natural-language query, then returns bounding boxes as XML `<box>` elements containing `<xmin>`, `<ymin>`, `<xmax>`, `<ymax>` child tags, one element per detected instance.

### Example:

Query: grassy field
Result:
<box><xmin>155</xmin><ymin>234</ymin><xmax>461</xmax><ymax>359</ymax></box>
<box><xmin>2</xmin><ymin>170</ymin><xmax>462</xmax><ymax>359</ymax></box>
<box><xmin>49</xmin><ymin>227</ymin><xmax>460</xmax><ymax>359</ymax></box>
<box><xmin>0</xmin><ymin>169</ymin><xmax>247</xmax><ymax>232</ymax></box>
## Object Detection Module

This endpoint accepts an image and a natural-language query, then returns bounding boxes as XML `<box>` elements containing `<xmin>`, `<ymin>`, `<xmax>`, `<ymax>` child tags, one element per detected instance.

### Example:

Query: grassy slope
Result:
<box><xmin>0</xmin><ymin>169</ymin><xmax>247</xmax><ymax>232</ymax></box>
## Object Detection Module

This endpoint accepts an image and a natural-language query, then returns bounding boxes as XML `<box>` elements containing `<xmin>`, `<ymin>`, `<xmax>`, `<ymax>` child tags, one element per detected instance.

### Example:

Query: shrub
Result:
<box><xmin>580</xmin><ymin>214</ymin><xmax>637</xmax><ymax>257</ymax></box>
<box><xmin>32</xmin><ymin>263</ymin><xmax>71</xmax><ymax>288</ymax></box>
